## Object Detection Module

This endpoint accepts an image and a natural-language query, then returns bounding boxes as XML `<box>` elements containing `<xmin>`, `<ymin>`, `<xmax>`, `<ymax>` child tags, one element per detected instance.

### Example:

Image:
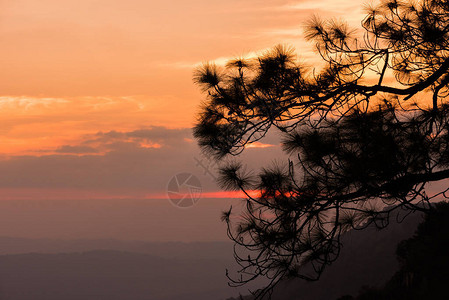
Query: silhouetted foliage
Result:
<box><xmin>347</xmin><ymin>202</ymin><xmax>449</xmax><ymax>300</ymax></box>
<box><xmin>194</xmin><ymin>0</ymin><xmax>449</xmax><ymax>298</ymax></box>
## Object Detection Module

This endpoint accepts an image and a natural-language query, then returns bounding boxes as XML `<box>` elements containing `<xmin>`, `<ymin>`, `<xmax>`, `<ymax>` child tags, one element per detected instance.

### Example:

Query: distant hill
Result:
<box><xmin>227</xmin><ymin>211</ymin><xmax>424</xmax><ymax>300</ymax></box>
<box><xmin>0</xmin><ymin>237</ymin><xmax>233</xmax><ymax>260</ymax></box>
<box><xmin>0</xmin><ymin>239</ymin><xmax>266</xmax><ymax>300</ymax></box>
<box><xmin>0</xmin><ymin>250</ymin><xmax>251</xmax><ymax>300</ymax></box>
<box><xmin>0</xmin><ymin>212</ymin><xmax>424</xmax><ymax>300</ymax></box>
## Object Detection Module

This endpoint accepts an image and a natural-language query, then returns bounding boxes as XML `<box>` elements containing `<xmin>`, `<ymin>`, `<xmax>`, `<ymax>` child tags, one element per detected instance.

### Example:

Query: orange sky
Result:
<box><xmin>0</xmin><ymin>0</ymin><xmax>366</xmax><ymax>199</ymax></box>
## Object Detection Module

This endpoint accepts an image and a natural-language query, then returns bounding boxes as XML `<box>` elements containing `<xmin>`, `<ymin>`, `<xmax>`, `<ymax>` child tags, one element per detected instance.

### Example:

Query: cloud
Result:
<box><xmin>0</xmin><ymin>126</ymin><xmax>285</xmax><ymax>199</ymax></box>
<box><xmin>0</xmin><ymin>95</ymin><xmax>198</xmax><ymax>155</ymax></box>
<box><xmin>246</xmin><ymin>142</ymin><xmax>276</xmax><ymax>149</ymax></box>
<box><xmin>0</xmin><ymin>129</ymin><xmax>197</xmax><ymax>193</ymax></box>
<box><xmin>0</xmin><ymin>126</ymin><xmax>200</xmax><ymax>194</ymax></box>
<box><xmin>54</xmin><ymin>145</ymin><xmax>99</xmax><ymax>154</ymax></box>
<box><xmin>78</xmin><ymin>126</ymin><xmax>193</xmax><ymax>154</ymax></box>
<box><xmin>0</xmin><ymin>0</ymin><xmax>368</xmax><ymax>199</ymax></box>
<box><xmin>0</xmin><ymin>96</ymin><xmax>69</xmax><ymax>111</ymax></box>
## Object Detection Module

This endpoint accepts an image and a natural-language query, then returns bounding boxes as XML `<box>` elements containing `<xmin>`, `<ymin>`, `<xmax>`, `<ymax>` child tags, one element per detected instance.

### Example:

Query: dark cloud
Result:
<box><xmin>55</xmin><ymin>145</ymin><xmax>99</xmax><ymax>154</ymax></box>
<box><xmin>0</xmin><ymin>126</ymin><xmax>285</xmax><ymax>197</ymax></box>
<box><xmin>125</xmin><ymin>127</ymin><xmax>191</xmax><ymax>141</ymax></box>
<box><xmin>87</xmin><ymin>127</ymin><xmax>193</xmax><ymax>152</ymax></box>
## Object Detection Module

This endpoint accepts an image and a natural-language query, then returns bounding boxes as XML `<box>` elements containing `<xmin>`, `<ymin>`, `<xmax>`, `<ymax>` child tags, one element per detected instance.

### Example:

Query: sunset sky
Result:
<box><xmin>0</xmin><ymin>0</ymin><xmax>366</xmax><ymax>240</ymax></box>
